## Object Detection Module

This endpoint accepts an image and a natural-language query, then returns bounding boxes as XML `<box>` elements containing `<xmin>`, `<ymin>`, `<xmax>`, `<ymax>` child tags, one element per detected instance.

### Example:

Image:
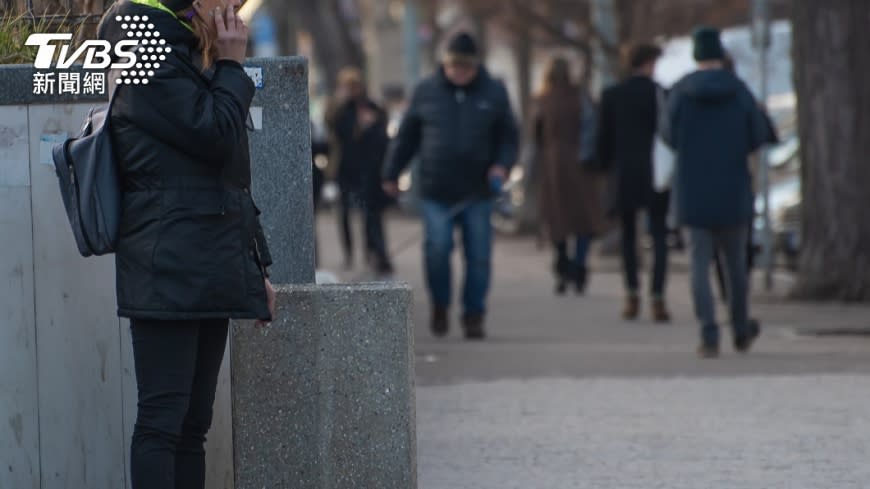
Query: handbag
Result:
<box><xmin>52</xmin><ymin>72</ymin><xmax>122</xmax><ymax>257</ymax></box>
<box><xmin>652</xmin><ymin>86</ymin><xmax>675</xmax><ymax>192</ymax></box>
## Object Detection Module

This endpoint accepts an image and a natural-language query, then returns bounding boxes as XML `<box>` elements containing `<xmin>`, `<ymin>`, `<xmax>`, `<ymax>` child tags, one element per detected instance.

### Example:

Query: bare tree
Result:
<box><xmin>791</xmin><ymin>1</ymin><xmax>870</xmax><ymax>301</ymax></box>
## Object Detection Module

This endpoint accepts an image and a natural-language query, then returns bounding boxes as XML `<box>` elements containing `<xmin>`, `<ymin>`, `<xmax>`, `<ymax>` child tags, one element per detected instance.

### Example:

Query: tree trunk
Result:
<box><xmin>792</xmin><ymin>1</ymin><xmax>870</xmax><ymax>300</ymax></box>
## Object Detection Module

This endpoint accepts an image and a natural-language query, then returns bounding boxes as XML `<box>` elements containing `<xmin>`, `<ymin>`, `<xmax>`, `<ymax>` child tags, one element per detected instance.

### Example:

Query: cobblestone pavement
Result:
<box><xmin>316</xmin><ymin>211</ymin><xmax>870</xmax><ymax>488</ymax></box>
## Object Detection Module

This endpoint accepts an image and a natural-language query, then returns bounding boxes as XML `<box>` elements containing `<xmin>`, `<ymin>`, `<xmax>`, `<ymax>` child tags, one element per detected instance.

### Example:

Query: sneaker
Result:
<box><xmin>697</xmin><ymin>344</ymin><xmax>720</xmax><ymax>359</ymax></box>
<box><xmin>431</xmin><ymin>306</ymin><xmax>449</xmax><ymax>338</ymax></box>
<box><xmin>462</xmin><ymin>313</ymin><xmax>486</xmax><ymax>340</ymax></box>
<box><xmin>734</xmin><ymin>319</ymin><xmax>761</xmax><ymax>353</ymax></box>
<box><xmin>622</xmin><ymin>295</ymin><xmax>640</xmax><ymax>320</ymax></box>
<box><xmin>651</xmin><ymin>298</ymin><xmax>671</xmax><ymax>323</ymax></box>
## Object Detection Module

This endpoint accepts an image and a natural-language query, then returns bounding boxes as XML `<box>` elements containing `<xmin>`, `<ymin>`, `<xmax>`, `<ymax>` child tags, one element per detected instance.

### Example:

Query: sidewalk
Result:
<box><xmin>315</xmin><ymin>210</ymin><xmax>870</xmax><ymax>488</ymax></box>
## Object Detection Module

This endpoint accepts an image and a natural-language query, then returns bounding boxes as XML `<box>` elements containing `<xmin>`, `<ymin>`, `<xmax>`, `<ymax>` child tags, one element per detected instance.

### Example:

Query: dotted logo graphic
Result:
<box><xmin>113</xmin><ymin>14</ymin><xmax>172</xmax><ymax>85</ymax></box>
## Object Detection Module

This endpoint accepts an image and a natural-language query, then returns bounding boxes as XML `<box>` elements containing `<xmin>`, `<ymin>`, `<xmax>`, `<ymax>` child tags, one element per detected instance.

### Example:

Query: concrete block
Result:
<box><xmin>245</xmin><ymin>57</ymin><xmax>315</xmax><ymax>284</ymax></box>
<box><xmin>231</xmin><ymin>283</ymin><xmax>417</xmax><ymax>489</ymax></box>
<box><xmin>0</xmin><ymin>186</ymin><xmax>39</xmax><ymax>489</ymax></box>
<box><xmin>28</xmin><ymin>104</ymin><xmax>125</xmax><ymax>489</ymax></box>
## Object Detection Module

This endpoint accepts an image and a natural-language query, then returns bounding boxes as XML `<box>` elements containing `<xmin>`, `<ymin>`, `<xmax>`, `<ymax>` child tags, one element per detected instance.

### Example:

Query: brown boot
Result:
<box><xmin>651</xmin><ymin>298</ymin><xmax>671</xmax><ymax>323</ymax></box>
<box><xmin>622</xmin><ymin>295</ymin><xmax>640</xmax><ymax>320</ymax></box>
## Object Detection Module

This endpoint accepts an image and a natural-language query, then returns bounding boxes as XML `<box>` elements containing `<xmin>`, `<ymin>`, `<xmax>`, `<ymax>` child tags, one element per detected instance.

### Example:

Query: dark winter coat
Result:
<box><xmin>330</xmin><ymin>98</ymin><xmax>392</xmax><ymax>208</ymax></box>
<box><xmin>99</xmin><ymin>0</ymin><xmax>271</xmax><ymax>320</ymax></box>
<box><xmin>385</xmin><ymin>66</ymin><xmax>519</xmax><ymax>203</ymax></box>
<box><xmin>533</xmin><ymin>88</ymin><xmax>607</xmax><ymax>241</ymax></box>
<box><xmin>663</xmin><ymin>69</ymin><xmax>769</xmax><ymax>228</ymax></box>
<box><xmin>596</xmin><ymin>75</ymin><xmax>660</xmax><ymax>215</ymax></box>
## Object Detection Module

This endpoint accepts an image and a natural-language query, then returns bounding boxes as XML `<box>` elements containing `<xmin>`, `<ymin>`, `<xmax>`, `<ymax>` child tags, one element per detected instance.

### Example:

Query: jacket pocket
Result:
<box><xmin>151</xmin><ymin>189</ymin><xmax>248</xmax><ymax>313</ymax></box>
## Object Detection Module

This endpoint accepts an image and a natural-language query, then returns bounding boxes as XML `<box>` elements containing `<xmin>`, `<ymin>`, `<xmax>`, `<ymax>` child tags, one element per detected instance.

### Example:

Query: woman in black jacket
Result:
<box><xmin>97</xmin><ymin>0</ymin><xmax>274</xmax><ymax>487</ymax></box>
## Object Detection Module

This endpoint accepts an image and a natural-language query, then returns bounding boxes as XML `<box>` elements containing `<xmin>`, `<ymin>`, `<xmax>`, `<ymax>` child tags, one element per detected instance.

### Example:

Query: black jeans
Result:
<box><xmin>130</xmin><ymin>318</ymin><xmax>229</xmax><ymax>489</ymax></box>
<box><xmin>339</xmin><ymin>190</ymin><xmax>390</xmax><ymax>267</ymax></box>
<box><xmin>620</xmin><ymin>192</ymin><xmax>670</xmax><ymax>297</ymax></box>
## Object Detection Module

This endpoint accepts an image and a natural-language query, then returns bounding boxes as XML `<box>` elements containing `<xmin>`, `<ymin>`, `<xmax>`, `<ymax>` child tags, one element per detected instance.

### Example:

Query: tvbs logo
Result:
<box><xmin>26</xmin><ymin>15</ymin><xmax>170</xmax><ymax>94</ymax></box>
<box><xmin>27</xmin><ymin>33</ymin><xmax>138</xmax><ymax>70</ymax></box>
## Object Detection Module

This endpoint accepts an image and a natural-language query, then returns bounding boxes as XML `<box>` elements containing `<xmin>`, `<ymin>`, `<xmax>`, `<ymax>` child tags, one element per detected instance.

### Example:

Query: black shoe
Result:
<box><xmin>375</xmin><ymin>259</ymin><xmax>394</xmax><ymax>276</ymax></box>
<box><xmin>462</xmin><ymin>313</ymin><xmax>486</xmax><ymax>340</ymax></box>
<box><xmin>431</xmin><ymin>306</ymin><xmax>448</xmax><ymax>338</ymax></box>
<box><xmin>553</xmin><ymin>256</ymin><xmax>573</xmax><ymax>295</ymax></box>
<box><xmin>698</xmin><ymin>343</ymin><xmax>720</xmax><ymax>359</ymax></box>
<box><xmin>734</xmin><ymin>319</ymin><xmax>761</xmax><ymax>353</ymax></box>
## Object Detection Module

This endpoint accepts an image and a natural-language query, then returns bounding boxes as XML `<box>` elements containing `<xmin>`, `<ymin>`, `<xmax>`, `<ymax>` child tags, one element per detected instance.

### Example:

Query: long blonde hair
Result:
<box><xmin>177</xmin><ymin>6</ymin><xmax>219</xmax><ymax>69</ymax></box>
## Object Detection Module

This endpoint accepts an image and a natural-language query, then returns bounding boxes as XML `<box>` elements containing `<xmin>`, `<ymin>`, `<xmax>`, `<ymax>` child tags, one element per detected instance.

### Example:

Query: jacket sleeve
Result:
<box><xmin>595</xmin><ymin>89</ymin><xmax>614</xmax><ymax>170</ymax></box>
<box><xmin>492</xmin><ymin>82</ymin><xmax>519</xmax><ymax>170</ymax></box>
<box><xmin>384</xmin><ymin>86</ymin><xmax>423</xmax><ymax>181</ymax></box>
<box><xmin>254</xmin><ymin>217</ymin><xmax>273</xmax><ymax>270</ymax></box>
<box><xmin>746</xmin><ymin>89</ymin><xmax>772</xmax><ymax>153</ymax></box>
<box><xmin>120</xmin><ymin>58</ymin><xmax>255</xmax><ymax>166</ymax></box>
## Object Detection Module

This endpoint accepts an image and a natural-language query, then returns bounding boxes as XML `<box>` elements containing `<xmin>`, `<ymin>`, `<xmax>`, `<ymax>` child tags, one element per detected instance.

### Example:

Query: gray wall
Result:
<box><xmin>0</xmin><ymin>57</ymin><xmax>310</xmax><ymax>489</ymax></box>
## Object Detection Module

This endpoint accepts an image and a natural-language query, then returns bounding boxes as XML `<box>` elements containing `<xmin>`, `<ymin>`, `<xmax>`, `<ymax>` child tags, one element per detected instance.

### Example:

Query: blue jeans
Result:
<box><xmin>421</xmin><ymin>199</ymin><xmax>493</xmax><ymax>315</ymax></box>
<box><xmin>689</xmin><ymin>225</ymin><xmax>750</xmax><ymax>347</ymax></box>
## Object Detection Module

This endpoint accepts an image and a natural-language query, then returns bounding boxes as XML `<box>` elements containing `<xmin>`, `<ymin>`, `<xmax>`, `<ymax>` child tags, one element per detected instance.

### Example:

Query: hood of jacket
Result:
<box><xmin>676</xmin><ymin>68</ymin><xmax>745</xmax><ymax>102</ymax></box>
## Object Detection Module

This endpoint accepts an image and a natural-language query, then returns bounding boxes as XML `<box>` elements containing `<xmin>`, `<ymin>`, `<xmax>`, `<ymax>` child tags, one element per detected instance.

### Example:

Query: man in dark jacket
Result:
<box><xmin>663</xmin><ymin>27</ymin><xmax>769</xmax><ymax>358</ymax></box>
<box><xmin>597</xmin><ymin>43</ymin><xmax>671</xmax><ymax>323</ymax></box>
<box><xmin>383</xmin><ymin>32</ymin><xmax>518</xmax><ymax>340</ymax></box>
<box><xmin>329</xmin><ymin>67</ymin><xmax>394</xmax><ymax>274</ymax></box>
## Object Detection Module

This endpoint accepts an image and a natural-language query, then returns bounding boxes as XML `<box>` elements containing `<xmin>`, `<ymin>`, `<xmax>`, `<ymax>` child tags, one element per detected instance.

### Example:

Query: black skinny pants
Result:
<box><xmin>130</xmin><ymin>318</ymin><xmax>228</xmax><ymax>489</ymax></box>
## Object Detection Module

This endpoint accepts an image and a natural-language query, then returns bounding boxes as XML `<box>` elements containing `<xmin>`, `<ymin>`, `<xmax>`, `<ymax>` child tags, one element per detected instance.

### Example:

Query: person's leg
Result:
<box><xmin>620</xmin><ymin>209</ymin><xmax>640</xmax><ymax>295</ymax></box>
<box><xmin>621</xmin><ymin>209</ymin><xmax>641</xmax><ymax>318</ymax></box>
<box><xmin>649</xmin><ymin>197</ymin><xmax>672</xmax><ymax>321</ymax></box>
<box><xmin>574</xmin><ymin>235</ymin><xmax>592</xmax><ymax>292</ymax></box>
<box><xmin>130</xmin><ymin>320</ymin><xmax>200</xmax><ymax>489</ymax></box>
<box><xmin>459</xmin><ymin>199</ymin><xmax>494</xmax><ymax>319</ymax></box>
<box><xmin>553</xmin><ymin>239</ymin><xmax>570</xmax><ymax>294</ymax></box>
<box><xmin>689</xmin><ymin>228</ymin><xmax>719</xmax><ymax>350</ymax></box>
<box><xmin>718</xmin><ymin>225</ymin><xmax>751</xmax><ymax>343</ymax></box>
<box><xmin>713</xmin><ymin>248</ymin><xmax>729</xmax><ymax>301</ymax></box>
<box><xmin>174</xmin><ymin>319</ymin><xmax>229</xmax><ymax>489</ymax></box>
<box><xmin>364</xmin><ymin>202</ymin><xmax>392</xmax><ymax>273</ymax></box>
<box><xmin>421</xmin><ymin>200</ymin><xmax>455</xmax><ymax>310</ymax></box>
<box><xmin>338</xmin><ymin>190</ymin><xmax>354</xmax><ymax>268</ymax></box>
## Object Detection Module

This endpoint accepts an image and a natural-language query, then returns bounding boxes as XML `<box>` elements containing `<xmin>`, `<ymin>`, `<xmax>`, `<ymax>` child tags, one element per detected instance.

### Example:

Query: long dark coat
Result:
<box><xmin>596</xmin><ymin>75</ymin><xmax>659</xmax><ymax>215</ymax></box>
<box><xmin>99</xmin><ymin>0</ymin><xmax>271</xmax><ymax>321</ymax></box>
<box><xmin>533</xmin><ymin>88</ymin><xmax>606</xmax><ymax>241</ymax></box>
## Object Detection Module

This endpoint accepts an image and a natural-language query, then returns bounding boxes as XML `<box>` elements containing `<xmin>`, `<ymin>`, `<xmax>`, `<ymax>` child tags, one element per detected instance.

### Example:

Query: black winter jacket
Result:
<box><xmin>385</xmin><ymin>67</ymin><xmax>518</xmax><ymax>203</ymax></box>
<box><xmin>99</xmin><ymin>0</ymin><xmax>272</xmax><ymax>320</ymax></box>
<box><xmin>330</xmin><ymin>98</ymin><xmax>392</xmax><ymax>207</ymax></box>
<box><xmin>663</xmin><ymin>69</ymin><xmax>768</xmax><ymax>228</ymax></box>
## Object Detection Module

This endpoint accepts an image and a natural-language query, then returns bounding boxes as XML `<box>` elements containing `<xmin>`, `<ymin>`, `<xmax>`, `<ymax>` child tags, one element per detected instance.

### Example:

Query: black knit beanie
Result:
<box><xmin>693</xmin><ymin>26</ymin><xmax>725</xmax><ymax>62</ymax></box>
<box><xmin>446</xmin><ymin>32</ymin><xmax>479</xmax><ymax>62</ymax></box>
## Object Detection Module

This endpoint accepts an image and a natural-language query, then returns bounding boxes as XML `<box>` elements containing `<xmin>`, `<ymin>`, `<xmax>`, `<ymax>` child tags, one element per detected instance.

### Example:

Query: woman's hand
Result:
<box><xmin>214</xmin><ymin>6</ymin><xmax>249</xmax><ymax>64</ymax></box>
<box><xmin>255</xmin><ymin>278</ymin><xmax>276</xmax><ymax>327</ymax></box>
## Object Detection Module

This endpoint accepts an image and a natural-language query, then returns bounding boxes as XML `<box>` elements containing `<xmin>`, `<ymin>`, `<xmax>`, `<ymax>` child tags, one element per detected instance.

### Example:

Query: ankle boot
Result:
<box><xmin>622</xmin><ymin>295</ymin><xmax>640</xmax><ymax>320</ymax></box>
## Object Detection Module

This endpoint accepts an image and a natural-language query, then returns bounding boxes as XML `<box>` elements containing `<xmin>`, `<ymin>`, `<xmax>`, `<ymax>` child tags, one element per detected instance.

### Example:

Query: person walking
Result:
<box><xmin>532</xmin><ymin>57</ymin><xmax>605</xmax><ymax>294</ymax></box>
<box><xmin>663</xmin><ymin>27</ymin><xmax>769</xmax><ymax>358</ymax></box>
<box><xmin>98</xmin><ymin>0</ymin><xmax>275</xmax><ymax>487</ymax></box>
<box><xmin>329</xmin><ymin>67</ymin><xmax>394</xmax><ymax>275</ymax></box>
<box><xmin>383</xmin><ymin>32</ymin><xmax>519</xmax><ymax>340</ymax></box>
<box><xmin>597</xmin><ymin>43</ymin><xmax>672</xmax><ymax>322</ymax></box>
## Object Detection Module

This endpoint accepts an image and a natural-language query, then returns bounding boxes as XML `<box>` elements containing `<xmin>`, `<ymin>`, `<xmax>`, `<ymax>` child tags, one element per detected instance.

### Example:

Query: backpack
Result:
<box><xmin>52</xmin><ymin>74</ymin><xmax>122</xmax><ymax>257</ymax></box>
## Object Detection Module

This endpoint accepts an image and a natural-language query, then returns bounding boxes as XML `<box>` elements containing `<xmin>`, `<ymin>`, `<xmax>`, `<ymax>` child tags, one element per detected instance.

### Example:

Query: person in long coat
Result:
<box><xmin>597</xmin><ymin>43</ymin><xmax>672</xmax><ymax>322</ymax></box>
<box><xmin>533</xmin><ymin>57</ymin><xmax>606</xmax><ymax>294</ymax></box>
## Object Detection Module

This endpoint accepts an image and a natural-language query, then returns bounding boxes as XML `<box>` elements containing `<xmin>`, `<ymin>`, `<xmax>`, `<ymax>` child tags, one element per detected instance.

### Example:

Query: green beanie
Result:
<box><xmin>693</xmin><ymin>26</ymin><xmax>725</xmax><ymax>62</ymax></box>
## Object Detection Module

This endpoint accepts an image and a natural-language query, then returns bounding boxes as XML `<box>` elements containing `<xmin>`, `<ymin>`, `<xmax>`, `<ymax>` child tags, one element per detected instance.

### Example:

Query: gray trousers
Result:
<box><xmin>689</xmin><ymin>225</ymin><xmax>750</xmax><ymax>345</ymax></box>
